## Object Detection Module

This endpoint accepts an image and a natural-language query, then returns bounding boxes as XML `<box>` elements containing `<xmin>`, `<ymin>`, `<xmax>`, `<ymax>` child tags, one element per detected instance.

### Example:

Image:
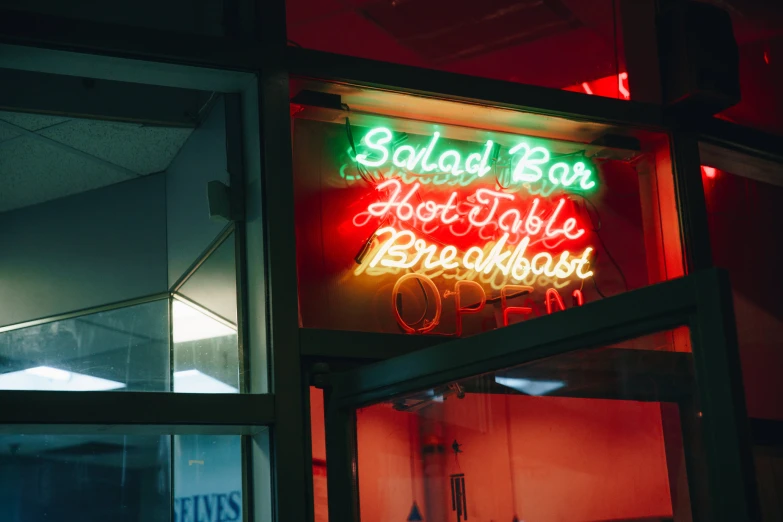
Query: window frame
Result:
<box><xmin>322</xmin><ymin>268</ymin><xmax>759</xmax><ymax>522</ymax></box>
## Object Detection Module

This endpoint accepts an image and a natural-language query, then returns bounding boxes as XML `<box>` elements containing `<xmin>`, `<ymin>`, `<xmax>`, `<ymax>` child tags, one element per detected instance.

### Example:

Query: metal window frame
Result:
<box><xmin>0</xmin><ymin>31</ymin><xmax>276</xmax><ymax>522</ymax></box>
<box><xmin>322</xmin><ymin>268</ymin><xmax>759</xmax><ymax>522</ymax></box>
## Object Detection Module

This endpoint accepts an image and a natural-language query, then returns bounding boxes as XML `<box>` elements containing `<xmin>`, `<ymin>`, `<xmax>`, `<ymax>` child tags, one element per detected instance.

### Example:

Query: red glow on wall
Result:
<box><xmin>565</xmin><ymin>72</ymin><xmax>630</xmax><ymax>100</ymax></box>
<box><xmin>356</xmin><ymin>393</ymin><xmax>674</xmax><ymax>521</ymax></box>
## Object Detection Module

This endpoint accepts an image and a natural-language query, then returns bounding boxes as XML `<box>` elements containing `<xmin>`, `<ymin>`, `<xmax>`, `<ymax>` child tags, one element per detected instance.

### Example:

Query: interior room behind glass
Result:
<box><xmin>0</xmin><ymin>68</ymin><xmax>240</xmax><ymax>394</ymax></box>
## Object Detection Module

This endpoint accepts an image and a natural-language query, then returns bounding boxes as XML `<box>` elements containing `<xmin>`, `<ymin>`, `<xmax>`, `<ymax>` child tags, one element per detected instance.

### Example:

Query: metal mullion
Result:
<box><xmin>324</xmin><ymin>386</ymin><xmax>360</xmax><ymax>522</ymax></box>
<box><xmin>697</xmin><ymin>118</ymin><xmax>783</xmax><ymax>165</ymax></box>
<box><xmin>671</xmin><ymin>131</ymin><xmax>713</xmax><ymax>272</ymax></box>
<box><xmin>0</xmin><ymin>391</ymin><xmax>275</xmax><ymax>429</ymax></box>
<box><xmin>0</xmin><ymin>9</ymin><xmax>263</xmax><ymax>72</ymax></box>
<box><xmin>0</xmin><ymin>292</ymin><xmax>170</xmax><ymax>333</ymax></box>
<box><xmin>331</xmin><ymin>273</ymin><xmax>698</xmax><ymax>408</ymax></box>
<box><xmin>285</xmin><ymin>47</ymin><xmax>667</xmax><ymax>129</ymax></box>
<box><xmin>690</xmin><ymin>269</ymin><xmax>760</xmax><ymax>520</ymax></box>
<box><xmin>258</xmin><ymin>1</ymin><xmax>309</xmax><ymax>521</ymax></box>
<box><xmin>300</xmin><ymin>328</ymin><xmax>449</xmax><ymax>360</ymax></box>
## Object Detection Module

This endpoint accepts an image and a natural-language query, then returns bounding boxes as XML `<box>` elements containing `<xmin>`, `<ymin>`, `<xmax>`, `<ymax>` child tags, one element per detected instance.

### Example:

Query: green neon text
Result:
<box><xmin>354</xmin><ymin>127</ymin><xmax>597</xmax><ymax>191</ymax></box>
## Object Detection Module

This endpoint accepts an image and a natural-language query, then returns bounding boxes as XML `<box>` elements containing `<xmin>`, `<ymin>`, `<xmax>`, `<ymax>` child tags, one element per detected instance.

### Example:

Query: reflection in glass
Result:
<box><xmin>0</xmin><ymin>434</ymin><xmax>170</xmax><ymax>521</ymax></box>
<box><xmin>172</xmin><ymin>298</ymin><xmax>239</xmax><ymax>394</ymax></box>
<box><xmin>356</xmin><ymin>330</ymin><xmax>696</xmax><ymax>522</ymax></box>
<box><xmin>0</xmin><ymin>300</ymin><xmax>170</xmax><ymax>392</ymax></box>
<box><xmin>174</xmin><ymin>436</ymin><xmax>243</xmax><ymax>522</ymax></box>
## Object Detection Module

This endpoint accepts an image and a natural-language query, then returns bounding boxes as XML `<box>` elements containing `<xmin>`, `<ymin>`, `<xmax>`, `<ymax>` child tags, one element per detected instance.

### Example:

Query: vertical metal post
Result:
<box><xmin>691</xmin><ymin>269</ymin><xmax>760</xmax><ymax>521</ymax></box>
<box><xmin>225</xmin><ymin>92</ymin><xmax>258</xmax><ymax>522</ymax></box>
<box><xmin>257</xmin><ymin>1</ymin><xmax>309</xmax><ymax>520</ymax></box>
<box><xmin>671</xmin><ymin>132</ymin><xmax>713</xmax><ymax>272</ymax></box>
<box><xmin>324</xmin><ymin>387</ymin><xmax>361</xmax><ymax>522</ymax></box>
<box><xmin>618</xmin><ymin>0</ymin><xmax>663</xmax><ymax>103</ymax></box>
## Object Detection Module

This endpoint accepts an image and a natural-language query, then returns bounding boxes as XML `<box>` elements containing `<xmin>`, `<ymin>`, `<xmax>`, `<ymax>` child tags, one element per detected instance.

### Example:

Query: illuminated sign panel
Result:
<box><xmin>293</xmin><ymin>118</ymin><xmax>637</xmax><ymax>338</ymax></box>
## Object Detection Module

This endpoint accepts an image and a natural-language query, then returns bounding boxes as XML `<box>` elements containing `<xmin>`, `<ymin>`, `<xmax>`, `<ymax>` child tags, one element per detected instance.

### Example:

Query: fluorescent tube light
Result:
<box><xmin>0</xmin><ymin>366</ymin><xmax>126</xmax><ymax>391</ymax></box>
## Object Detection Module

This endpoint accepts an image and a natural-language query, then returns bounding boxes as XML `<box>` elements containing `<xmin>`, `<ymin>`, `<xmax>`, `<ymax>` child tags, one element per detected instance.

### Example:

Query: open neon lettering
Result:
<box><xmin>354</xmin><ymin>127</ymin><xmax>597</xmax><ymax>191</ymax></box>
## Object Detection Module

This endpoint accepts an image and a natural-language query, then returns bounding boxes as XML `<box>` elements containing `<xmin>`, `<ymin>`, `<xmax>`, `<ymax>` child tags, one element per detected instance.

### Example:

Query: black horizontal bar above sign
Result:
<box><xmin>0</xmin><ymin>391</ymin><xmax>274</xmax><ymax>434</ymax></box>
<box><xmin>300</xmin><ymin>328</ymin><xmax>449</xmax><ymax>360</ymax></box>
<box><xmin>286</xmin><ymin>46</ymin><xmax>666</xmax><ymax>130</ymax></box>
<box><xmin>0</xmin><ymin>68</ymin><xmax>212</xmax><ymax>127</ymax></box>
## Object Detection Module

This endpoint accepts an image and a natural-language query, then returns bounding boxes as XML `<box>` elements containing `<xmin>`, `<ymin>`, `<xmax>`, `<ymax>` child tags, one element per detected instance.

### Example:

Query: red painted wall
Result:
<box><xmin>704</xmin><ymin>171</ymin><xmax>783</xmax><ymax>419</ymax></box>
<box><xmin>356</xmin><ymin>394</ymin><xmax>673</xmax><ymax>522</ymax></box>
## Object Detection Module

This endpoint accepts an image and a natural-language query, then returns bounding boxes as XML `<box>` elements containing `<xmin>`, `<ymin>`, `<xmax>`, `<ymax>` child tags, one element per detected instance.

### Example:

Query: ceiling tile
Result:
<box><xmin>0</xmin><ymin>111</ymin><xmax>71</xmax><ymax>131</ymax></box>
<box><xmin>0</xmin><ymin>138</ymin><xmax>131</xmax><ymax>212</ymax></box>
<box><xmin>38</xmin><ymin>119</ymin><xmax>194</xmax><ymax>175</ymax></box>
<box><xmin>0</xmin><ymin>126</ymin><xmax>21</xmax><ymax>143</ymax></box>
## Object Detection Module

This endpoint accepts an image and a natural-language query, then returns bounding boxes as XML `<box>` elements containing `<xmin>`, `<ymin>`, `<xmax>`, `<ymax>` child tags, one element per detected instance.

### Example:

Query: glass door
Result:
<box><xmin>322</xmin><ymin>269</ymin><xmax>759</xmax><ymax>522</ymax></box>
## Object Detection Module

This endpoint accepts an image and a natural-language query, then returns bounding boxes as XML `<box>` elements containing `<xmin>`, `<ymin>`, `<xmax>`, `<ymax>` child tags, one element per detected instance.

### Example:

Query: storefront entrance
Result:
<box><xmin>320</xmin><ymin>269</ymin><xmax>757</xmax><ymax>522</ymax></box>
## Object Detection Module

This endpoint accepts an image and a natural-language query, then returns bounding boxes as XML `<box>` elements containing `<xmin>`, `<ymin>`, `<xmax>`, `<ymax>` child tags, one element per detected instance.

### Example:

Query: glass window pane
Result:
<box><xmin>286</xmin><ymin>0</ymin><xmax>627</xmax><ymax>99</ymax></box>
<box><xmin>173</xmin><ymin>297</ymin><xmax>240</xmax><ymax>394</ymax></box>
<box><xmin>703</xmin><ymin>167</ymin><xmax>783</xmax><ymax>419</ymax></box>
<box><xmin>0</xmin><ymin>64</ymin><xmax>254</xmax><ymax>392</ymax></box>
<box><xmin>174</xmin><ymin>435</ymin><xmax>243</xmax><ymax>522</ymax></box>
<box><xmin>355</xmin><ymin>329</ymin><xmax>697</xmax><ymax>521</ymax></box>
<box><xmin>0</xmin><ymin>300</ymin><xmax>170</xmax><ymax>392</ymax></box>
<box><xmin>293</xmin><ymin>80</ymin><xmax>683</xmax><ymax>338</ymax></box>
<box><xmin>173</xmin><ymin>231</ymin><xmax>240</xmax><ymax>394</ymax></box>
<box><xmin>0</xmin><ymin>434</ymin><xmax>248</xmax><ymax>521</ymax></box>
<box><xmin>0</xmin><ymin>434</ymin><xmax>171</xmax><ymax>520</ymax></box>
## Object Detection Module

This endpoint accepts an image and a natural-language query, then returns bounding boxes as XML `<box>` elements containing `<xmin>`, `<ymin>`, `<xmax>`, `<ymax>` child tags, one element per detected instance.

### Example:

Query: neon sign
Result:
<box><xmin>346</xmin><ymin>125</ymin><xmax>599</xmax><ymax>336</ymax></box>
<box><xmin>355</xmin><ymin>127</ymin><xmax>597</xmax><ymax>191</ymax></box>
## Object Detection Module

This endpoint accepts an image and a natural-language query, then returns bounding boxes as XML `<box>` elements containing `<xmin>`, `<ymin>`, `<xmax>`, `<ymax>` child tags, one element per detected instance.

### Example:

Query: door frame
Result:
<box><xmin>322</xmin><ymin>268</ymin><xmax>758</xmax><ymax>522</ymax></box>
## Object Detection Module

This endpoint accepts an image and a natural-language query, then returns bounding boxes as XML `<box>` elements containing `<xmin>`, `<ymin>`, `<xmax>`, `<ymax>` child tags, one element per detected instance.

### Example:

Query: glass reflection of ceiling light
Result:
<box><xmin>495</xmin><ymin>376</ymin><xmax>565</xmax><ymax>396</ymax></box>
<box><xmin>173</xmin><ymin>369</ymin><xmax>238</xmax><ymax>394</ymax></box>
<box><xmin>172</xmin><ymin>299</ymin><xmax>236</xmax><ymax>343</ymax></box>
<box><xmin>0</xmin><ymin>366</ymin><xmax>126</xmax><ymax>391</ymax></box>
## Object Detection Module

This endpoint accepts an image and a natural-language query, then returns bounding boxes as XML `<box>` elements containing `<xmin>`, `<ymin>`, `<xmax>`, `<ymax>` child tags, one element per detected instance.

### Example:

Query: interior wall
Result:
<box><xmin>0</xmin><ymin>173</ymin><xmax>167</xmax><ymax>327</ymax></box>
<box><xmin>356</xmin><ymin>405</ymin><xmax>426</xmax><ymax>522</ymax></box>
<box><xmin>704</xmin><ymin>171</ymin><xmax>783</xmax><ymax>420</ymax></box>
<box><xmin>166</xmin><ymin>96</ymin><xmax>230</xmax><ymax>289</ymax></box>
<box><xmin>357</xmin><ymin>394</ymin><xmax>673</xmax><ymax>522</ymax></box>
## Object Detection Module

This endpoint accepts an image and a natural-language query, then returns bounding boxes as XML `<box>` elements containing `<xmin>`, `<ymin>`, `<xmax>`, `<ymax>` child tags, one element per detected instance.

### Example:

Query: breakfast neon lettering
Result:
<box><xmin>368</xmin><ymin>227</ymin><xmax>594</xmax><ymax>281</ymax></box>
<box><xmin>355</xmin><ymin>127</ymin><xmax>597</xmax><ymax>191</ymax></box>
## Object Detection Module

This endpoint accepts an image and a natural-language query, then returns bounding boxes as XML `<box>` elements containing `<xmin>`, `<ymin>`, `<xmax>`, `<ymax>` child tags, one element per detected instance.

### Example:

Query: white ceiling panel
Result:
<box><xmin>0</xmin><ymin>138</ymin><xmax>132</xmax><ymax>212</ymax></box>
<box><xmin>0</xmin><ymin>126</ymin><xmax>20</xmax><ymax>143</ymax></box>
<box><xmin>0</xmin><ymin>110</ymin><xmax>196</xmax><ymax>212</ymax></box>
<box><xmin>0</xmin><ymin>110</ymin><xmax>70</xmax><ymax>131</ymax></box>
<box><xmin>38</xmin><ymin>119</ymin><xmax>193</xmax><ymax>175</ymax></box>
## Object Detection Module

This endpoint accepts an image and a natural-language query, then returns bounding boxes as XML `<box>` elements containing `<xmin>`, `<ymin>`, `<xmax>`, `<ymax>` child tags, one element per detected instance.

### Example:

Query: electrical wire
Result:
<box><xmin>571</xmin><ymin>192</ymin><xmax>629</xmax><ymax>296</ymax></box>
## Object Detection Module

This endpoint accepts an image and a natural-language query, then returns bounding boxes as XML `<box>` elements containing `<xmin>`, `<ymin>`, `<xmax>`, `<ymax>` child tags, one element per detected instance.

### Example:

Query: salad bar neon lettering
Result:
<box><xmin>355</xmin><ymin>127</ymin><xmax>597</xmax><ymax>190</ymax></box>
